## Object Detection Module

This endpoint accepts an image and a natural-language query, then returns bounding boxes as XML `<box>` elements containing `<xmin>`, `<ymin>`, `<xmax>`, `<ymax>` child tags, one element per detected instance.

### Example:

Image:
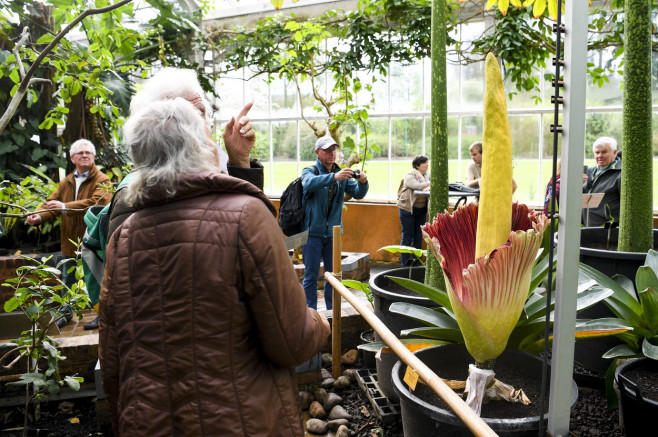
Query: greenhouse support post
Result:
<box><xmin>332</xmin><ymin>225</ymin><xmax>342</xmax><ymax>379</ymax></box>
<box><xmin>548</xmin><ymin>1</ymin><xmax>588</xmax><ymax>436</ymax></box>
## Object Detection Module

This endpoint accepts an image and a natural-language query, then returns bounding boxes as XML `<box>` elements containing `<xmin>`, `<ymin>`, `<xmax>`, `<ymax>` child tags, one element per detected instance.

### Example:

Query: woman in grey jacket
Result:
<box><xmin>396</xmin><ymin>155</ymin><xmax>430</xmax><ymax>266</ymax></box>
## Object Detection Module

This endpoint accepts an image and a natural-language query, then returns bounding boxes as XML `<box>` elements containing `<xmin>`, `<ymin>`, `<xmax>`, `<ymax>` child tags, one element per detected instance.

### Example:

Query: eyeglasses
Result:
<box><xmin>73</xmin><ymin>151</ymin><xmax>94</xmax><ymax>156</ymax></box>
<box><xmin>320</xmin><ymin>147</ymin><xmax>338</xmax><ymax>154</ymax></box>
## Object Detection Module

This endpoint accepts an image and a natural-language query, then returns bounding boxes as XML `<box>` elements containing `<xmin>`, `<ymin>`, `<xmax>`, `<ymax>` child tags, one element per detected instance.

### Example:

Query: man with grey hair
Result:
<box><xmin>27</xmin><ymin>138</ymin><xmax>111</xmax><ymax>328</ymax></box>
<box><xmin>583</xmin><ymin>136</ymin><xmax>622</xmax><ymax>226</ymax></box>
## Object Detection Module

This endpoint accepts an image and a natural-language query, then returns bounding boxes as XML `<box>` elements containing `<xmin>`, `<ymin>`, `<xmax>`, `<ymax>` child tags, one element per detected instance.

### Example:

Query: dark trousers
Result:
<box><xmin>302</xmin><ymin>236</ymin><xmax>333</xmax><ymax>310</ymax></box>
<box><xmin>399</xmin><ymin>205</ymin><xmax>428</xmax><ymax>266</ymax></box>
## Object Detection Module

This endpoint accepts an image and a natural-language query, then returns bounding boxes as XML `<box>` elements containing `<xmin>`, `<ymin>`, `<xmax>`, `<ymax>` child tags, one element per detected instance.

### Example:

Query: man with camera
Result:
<box><xmin>300</xmin><ymin>135</ymin><xmax>369</xmax><ymax>310</ymax></box>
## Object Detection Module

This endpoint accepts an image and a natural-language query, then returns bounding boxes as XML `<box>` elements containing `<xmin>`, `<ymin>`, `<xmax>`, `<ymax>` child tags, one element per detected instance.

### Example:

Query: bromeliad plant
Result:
<box><xmin>579</xmin><ymin>249</ymin><xmax>658</xmax><ymax>406</ymax></box>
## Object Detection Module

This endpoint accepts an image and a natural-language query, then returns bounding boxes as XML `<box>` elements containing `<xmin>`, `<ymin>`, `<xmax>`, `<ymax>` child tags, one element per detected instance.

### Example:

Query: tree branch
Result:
<box><xmin>0</xmin><ymin>0</ymin><xmax>134</xmax><ymax>135</ymax></box>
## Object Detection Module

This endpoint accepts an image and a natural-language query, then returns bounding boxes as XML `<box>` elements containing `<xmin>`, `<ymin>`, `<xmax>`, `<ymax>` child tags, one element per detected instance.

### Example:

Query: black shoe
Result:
<box><xmin>55</xmin><ymin>311</ymin><xmax>73</xmax><ymax>330</ymax></box>
<box><xmin>84</xmin><ymin>316</ymin><xmax>99</xmax><ymax>331</ymax></box>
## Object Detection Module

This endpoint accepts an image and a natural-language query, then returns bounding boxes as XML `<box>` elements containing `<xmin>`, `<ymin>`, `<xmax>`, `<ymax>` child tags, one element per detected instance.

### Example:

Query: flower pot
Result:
<box><xmin>369</xmin><ymin>266</ymin><xmax>437</xmax><ymax>340</ymax></box>
<box><xmin>615</xmin><ymin>357</ymin><xmax>658</xmax><ymax>437</ymax></box>
<box><xmin>376</xmin><ymin>346</ymin><xmax>400</xmax><ymax>401</ymax></box>
<box><xmin>392</xmin><ymin>344</ymin><xmax>578</xmax><ymax>437</ymax></box>
<box><xmin>579</xmin><ymin>227</ymin><xmax>658</xmax><ymax>289</ymax></box>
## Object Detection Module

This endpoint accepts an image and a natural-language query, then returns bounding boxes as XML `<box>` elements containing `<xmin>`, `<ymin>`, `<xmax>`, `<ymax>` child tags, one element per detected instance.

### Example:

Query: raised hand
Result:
<box><xmin>223</xmin><ymin>102</ymin><xmax>255</xmax><ymax>168</ymax></box>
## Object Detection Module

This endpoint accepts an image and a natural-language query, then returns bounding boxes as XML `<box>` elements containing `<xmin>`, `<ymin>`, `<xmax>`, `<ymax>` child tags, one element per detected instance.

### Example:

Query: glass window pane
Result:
<box><xmin>391</xmin><ymin>117</ymin><xmax>423</xmax><ymax>158</ymax></box>
<box><xmin>509</xmin><ymin>114</ymin><xmax>541</xmax><ymax>205</ymax></box>
<box><xmin>585</xmin><ymin>112</ymin><xmax>623</xmax><ymax>160</ymax></box>
<box><xmin>270</xmin><ymin>77</ymin><xmax>298</xmax><ymax>117</ymax></box>
<box><xmin>390</xmin><ymin>63</ymin><xmax>423</xmax><ymax>112</ymax></box>
<box><xmin>461</xmin><ymin>62</ymin><xmax>484</xmax><ymax>111</ymax></box>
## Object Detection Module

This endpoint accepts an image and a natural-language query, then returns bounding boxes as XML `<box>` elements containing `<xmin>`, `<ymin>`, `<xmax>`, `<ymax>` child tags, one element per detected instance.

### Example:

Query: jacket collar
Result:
<box><xmin>135</xmin><ymin>171</ymin><xmax>276</xmax><ymax>217</ymax></box>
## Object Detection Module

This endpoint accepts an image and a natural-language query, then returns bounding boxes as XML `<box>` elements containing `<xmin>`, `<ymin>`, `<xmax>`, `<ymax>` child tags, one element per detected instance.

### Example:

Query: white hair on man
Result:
<box><xmin>123</xmin><ymin>98</ymin><xmax>220</xmax><ymax>207</ymax></box>
<box><xmin>70</xmin><ymin>138</ymin><xmax>96</xmax><ymax>156</ymax></box>
<box><xmin>593</xmin><ymin>136</ymin><xmax>617</xmax><ymax>151</ymax></box>
<box><xmin>129</xmin><ymin>67</ymin><xmax>229</xmax><ymax>172</ymax></box>
<box><xmin>129</xmin><ymin>68</ymin><xmax>212</xmax><ymax>119</ymax></box>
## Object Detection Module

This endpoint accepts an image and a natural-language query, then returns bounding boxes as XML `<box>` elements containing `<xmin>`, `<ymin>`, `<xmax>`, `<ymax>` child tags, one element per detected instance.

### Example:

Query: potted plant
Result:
<box><xmin>1</xmin><ymin>253</ymin><xmax>89</xmax><ymax>437</ymax></box>
<box><xmin>385</xmin><ymin>52</ymin><xmax>627</xmax><ymax>435</ymax></box>
<box><xmin>578</xmin><ymin>0</ymin><xmax>655</xmax><ymax>278</ymax></box>
<box><xmin>580</xmin><ymin>249</ymin><xmax>658</xmax><ymax>436</ymax></box>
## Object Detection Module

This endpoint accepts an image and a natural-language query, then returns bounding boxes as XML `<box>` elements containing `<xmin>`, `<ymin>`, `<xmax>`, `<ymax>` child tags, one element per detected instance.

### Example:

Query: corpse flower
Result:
<box><xmin>421</xmin><ymin>202</ymin><xmax>549</xmax><ymax>365</ymax></box>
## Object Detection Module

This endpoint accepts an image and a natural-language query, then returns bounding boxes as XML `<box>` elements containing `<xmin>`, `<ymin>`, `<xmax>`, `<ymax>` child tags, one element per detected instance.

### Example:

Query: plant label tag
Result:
<box><xmin>403</xmin><ymin>365</ymin><xmax>419</xmax><ymax>391</ymax></box>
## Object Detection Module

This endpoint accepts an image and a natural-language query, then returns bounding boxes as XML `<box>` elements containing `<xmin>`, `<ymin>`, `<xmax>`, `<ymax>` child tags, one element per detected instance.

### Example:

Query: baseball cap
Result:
<box><xmin>315</xmin><ymin>136</ymin><xmax>339</xmax><ymax>151</ymax></box>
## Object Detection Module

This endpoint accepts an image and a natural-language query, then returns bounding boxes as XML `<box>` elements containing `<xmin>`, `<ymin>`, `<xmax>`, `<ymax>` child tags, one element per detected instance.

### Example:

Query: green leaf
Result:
<box><xmin>64</xmin><ymin>375</ymin><xmax>82</xmax><ymax>391</ymax></box>
<box><xmin>357</xmin><ymin>338</ymin><xmax>447</xmax><ymax>353</ymax></box>
<box><xmin>602</xmin><ymin>344</ymin><xmax>641</xmax><ymax>359</ymax></box>
<box><xmin>386</xmin><ymin>277</ymin><xmax>451</xmax><ymax>310</ymax></box>
<box><xmin>4</xmin><ymin>297</ymin><xmax>19</xmax><ymax>313</ymax></box>
<box><xmin>642</xmin><ymin>338</ymin><xmax>658</xmax><ymax>360</ymax></box>
<box><xmin>389</xmin><ymin>302</ymin><xmax>458</xmax><ymax>329</ymax></box>
<box><xmin>638</xmin><ymin>287</ymin><xmax>658</xmax><ymax>332</ymax></box>
<box><xmin>636</xmin><ymin>265</ymin><xmax>658</xmax><ymax>295</ymax></box>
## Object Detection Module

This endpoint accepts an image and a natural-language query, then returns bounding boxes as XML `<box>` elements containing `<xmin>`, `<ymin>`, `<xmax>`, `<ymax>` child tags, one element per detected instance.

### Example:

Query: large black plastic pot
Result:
<box><xmin>579</xmin><ymin>227</ymin><xmax>658</xmax><ymax>287</ymax></box>
<box><xmin>369</xmin><ymin>267</ymin><xmax>437</xmax><ymax>340</ymax></box>
<box><xmin>574</xmin><ymin>228</ymin><xmax>658</xmax><ymax>374</ymax></box>
<box><xmin>615</xmin><ymin>358</ymin><xmax>658</xmax><ymax>437</ymax></box>
<box><xmin>392</xmin><ymin>344</ymin><xmax>578</xmax><ymax>437</ymax></box>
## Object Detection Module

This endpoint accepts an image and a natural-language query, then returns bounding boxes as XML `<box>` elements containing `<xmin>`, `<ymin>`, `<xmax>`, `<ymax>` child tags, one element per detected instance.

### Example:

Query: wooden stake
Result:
<box><xmin>331</xmin><ymin>225</ymin><xmax>342</xmax><ymax>379</ymax></box>
<box><xmin>324</xmin><ymin>273</ymin><xmax>497</xmax><ymax>437</ymax></box>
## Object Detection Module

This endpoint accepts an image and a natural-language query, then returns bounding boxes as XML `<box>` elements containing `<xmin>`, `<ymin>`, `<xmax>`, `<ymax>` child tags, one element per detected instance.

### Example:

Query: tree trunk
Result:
<box><xmin>619</xmin><ymin>0</ymin><xmax>653</xmax><ymax>252</ymax></box>
<box><xmin>425</xmin><ymin>0</ymin><xmax>448</xmax><ymax>290</ymax></box>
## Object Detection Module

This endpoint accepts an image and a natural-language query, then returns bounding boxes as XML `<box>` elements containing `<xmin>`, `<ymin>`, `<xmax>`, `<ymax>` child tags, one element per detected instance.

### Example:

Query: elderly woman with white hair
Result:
<box><xmin>98</xmin><ymin>97</ymin><xmax>330</xmax><ymax>437</ymax></box>
<box><xmin>107</xmin><ymin>67</ymin><xmax>264</xmax><ymax>237</ymax></box>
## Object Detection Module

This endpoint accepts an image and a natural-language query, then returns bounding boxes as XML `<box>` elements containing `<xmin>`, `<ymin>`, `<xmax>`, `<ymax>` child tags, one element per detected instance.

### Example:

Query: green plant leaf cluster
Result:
<box><xmin>0</xmin><ymin>0</ymin><xmax>208</xmax><ymax>180</ymax></box>
<box><xmin>1</xmin><ymin>252</ymin><xmax>90</xmax><ymax>429</ymax></box>
<box><xmin>387</xmin><ymin>259</ymin><xmax>630</xmax><ymax>355</ymax></box>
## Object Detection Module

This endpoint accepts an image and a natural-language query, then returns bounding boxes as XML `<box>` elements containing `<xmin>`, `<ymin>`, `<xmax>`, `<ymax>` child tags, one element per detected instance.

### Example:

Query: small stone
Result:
<box><xmin>321</xmin><ymin>377</ymin><xmax>336</xmax><ymax>389</ymax></box>
<box><xmin>336</xmin><ymin>424</ymin><xmax>351</xmax><ymax>437</ymax></box>
<box><xmin>333</xmin><ymin>375</ymin><xmax>351</xmax><ymax>389</ymax></box>
<box><xmin>305</xmin><ymin>418</ymin><xmax>328</xmax><ymax>434</ymax></box>
<box><xmin>327</xmin><ymin>419</ymin><xmax>349</xmax><ymax>431</ymax></box>
<box><xmin>341</xmin><ymin>349</ymin><xmax>359</xmax><ymax>365</ymax></box>
<box><xmin>309</xmin><ymin>400</ymin><xmax>326</xmax><ymax>419</ymax></box>
<box><xmin>342</xmin><ymin>368</ymin><xmax>357</xmax><ymax>383</ymax></box>
<box><xmin>321</xmin><ymin>353</ymin><xmax>333</xmax><ymax>367</ymax></box>
<box><xmin>313</xmin><ymin>387</ymin><xmax>328</xmax><ymax>404</ymax></box>
<box><xmin>328</xmin><ymin>405</ymin><xmax>352</xmax><ymax>420</ymax></box>
<box><xmin>323</xmin><ymin>392</ymin><xmax>343</xmax><ymax>411</ymax></box>
<box><xmin>299</xmin><ymin>391</ymin><xmax>313</xmax><ymax>410</ymax></box>
<box><xmin>321</xmin><ymin>368</ymin><xmax>332</xmax><ymax>379</ymax></box>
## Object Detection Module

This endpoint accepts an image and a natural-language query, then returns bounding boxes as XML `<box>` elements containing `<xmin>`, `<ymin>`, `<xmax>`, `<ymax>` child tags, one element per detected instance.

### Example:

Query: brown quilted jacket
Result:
<box><xmin>98</xmin><ymin>171</ymin><xmax>329</xmax><ymax>437</ymax></box>
<box><xmin>35</xmin><ymin>164</ymin><xmax>111</xmax><ymax>256</ymax></box>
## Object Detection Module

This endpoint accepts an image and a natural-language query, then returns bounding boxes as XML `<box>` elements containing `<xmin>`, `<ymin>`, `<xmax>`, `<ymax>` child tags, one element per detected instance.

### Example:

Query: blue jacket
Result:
<box><xmin>302</xmin><ymin>159</ymin><xmax>369</xmax><ymax>238</ymax></box>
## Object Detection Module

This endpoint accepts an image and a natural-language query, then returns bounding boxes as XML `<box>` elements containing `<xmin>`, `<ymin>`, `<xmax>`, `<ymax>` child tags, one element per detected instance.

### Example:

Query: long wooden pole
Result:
<box><xmin>331</xmin><ymin>225</ymin><xmax>342</xmax><ymax>378</ymax></box>
<box><xmin>324</xmin><ymin>272</ymin><xmax>497</xmax><ymax>437</ymax></box>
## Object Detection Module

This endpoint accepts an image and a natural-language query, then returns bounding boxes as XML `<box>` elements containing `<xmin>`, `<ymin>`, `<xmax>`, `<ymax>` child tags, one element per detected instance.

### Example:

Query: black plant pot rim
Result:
<box><xmin>615</xmin><ymin>357</ymin><xmax>658</xmax><ymax>407</ymax></box>
<box><xmin>369</xmin><ymin>266</ymin><xmax>431</xmax><ymax>302</ymax></box>
<box><xmin>391</xmin><ymin>345</ymin><xmax>578</xmax><ymax>430</ymax></box>
<box><xmin>577</xmin><ymin>227</ymin><xmax>658</xmax><ymax>260</ymax></box>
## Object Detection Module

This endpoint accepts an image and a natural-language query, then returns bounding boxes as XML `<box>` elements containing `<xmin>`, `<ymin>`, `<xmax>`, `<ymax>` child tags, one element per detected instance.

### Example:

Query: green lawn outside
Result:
<box><xmin>262</xmin><ymin>159</ymin><xmax>658</xmax><ymax>209</ymax></box>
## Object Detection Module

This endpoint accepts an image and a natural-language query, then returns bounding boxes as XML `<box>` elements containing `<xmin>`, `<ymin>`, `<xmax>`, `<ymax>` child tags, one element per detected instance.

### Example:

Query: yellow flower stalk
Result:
<box><xmin>421</xmin><ymin>52</ymin><xmax>550</xmax><ymax>413</ymax></box>
<box><xmin>475</xmin><ymin>53</ymin><xmax>512</xmax><ymax>259</ymax></box>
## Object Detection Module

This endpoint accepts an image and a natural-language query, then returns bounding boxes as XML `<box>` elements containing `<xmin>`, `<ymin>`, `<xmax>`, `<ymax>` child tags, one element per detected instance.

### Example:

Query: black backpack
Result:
<box><xmin>278</xmin><ymin>166</ymin><xmax>319</xmax><ymax>236</ymax></box>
